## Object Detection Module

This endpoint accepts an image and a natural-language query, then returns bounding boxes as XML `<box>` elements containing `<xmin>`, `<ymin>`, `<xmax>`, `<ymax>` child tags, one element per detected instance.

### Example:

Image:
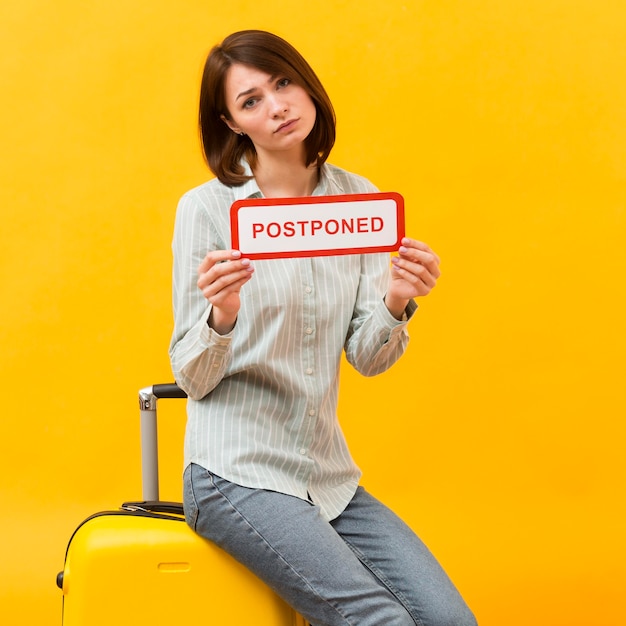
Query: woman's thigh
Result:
<box><xmin>184</xmin><ymin>464</ymin><xmax>415</xmax><ymax>626</ymax></box>
<box><xmin>331</xmin><ymin>487</ymin><xmax>477</xmax><ymax>626</ymax></box>
<box><xmin>184</xmin><ymin>465</ymin><xmax>476</xmax><ymax>626</ymax></box>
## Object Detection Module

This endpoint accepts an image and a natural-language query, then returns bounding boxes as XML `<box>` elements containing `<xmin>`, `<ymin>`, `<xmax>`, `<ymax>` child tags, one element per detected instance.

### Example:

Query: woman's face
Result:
<box><xmin>221</xmin><ymin>63</ymin><xmax>317</xmax><ymax>161</ymax></box>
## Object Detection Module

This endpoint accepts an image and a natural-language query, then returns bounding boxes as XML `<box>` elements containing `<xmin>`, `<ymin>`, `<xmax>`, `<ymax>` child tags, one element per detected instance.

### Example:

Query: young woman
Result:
<box><xmin>169</xmin><ymin>29</ymin><xmax>477</xmax><ymax>626</ymax></box>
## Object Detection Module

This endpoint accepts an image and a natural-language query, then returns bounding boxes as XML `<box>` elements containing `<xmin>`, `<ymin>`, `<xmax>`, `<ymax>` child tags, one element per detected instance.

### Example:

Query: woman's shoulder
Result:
<box><xmin>179</xmin><ymin>176</ymin><xmax>236</xmax><ymax>206</ymax></box>
<box><xmin>322</xmin><ymin>163</ymin><xmax>379</xmax><ymax>195</ymax></box>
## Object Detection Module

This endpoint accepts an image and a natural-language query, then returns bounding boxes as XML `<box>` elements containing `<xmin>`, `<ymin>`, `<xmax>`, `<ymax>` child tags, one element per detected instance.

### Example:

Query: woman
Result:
<box><xmin>169</xmin><ymin>29</ymin><xmax>477</xmax><ymax>626</ymax></box>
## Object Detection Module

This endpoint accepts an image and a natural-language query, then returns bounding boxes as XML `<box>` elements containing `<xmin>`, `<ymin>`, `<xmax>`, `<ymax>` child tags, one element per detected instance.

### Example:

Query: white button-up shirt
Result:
<box><xmin>169</xmin><ymin>162</ymin><xmax>416</xmax><ymax>520</ymax></box>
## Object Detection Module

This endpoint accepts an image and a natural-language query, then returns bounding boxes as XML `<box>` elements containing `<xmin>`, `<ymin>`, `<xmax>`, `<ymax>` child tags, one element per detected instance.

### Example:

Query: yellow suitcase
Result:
<box><xmin>57</xmin><ymin>384</ymin><xmax>307</xmax><ymax>626</ymax></box>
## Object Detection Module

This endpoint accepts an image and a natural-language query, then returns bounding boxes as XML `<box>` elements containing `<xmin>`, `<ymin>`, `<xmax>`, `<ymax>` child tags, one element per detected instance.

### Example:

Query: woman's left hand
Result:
<box><xmin>385</xmin><ymin>237</ymin><xmax>441</xmax><ymax>318</ymax></box>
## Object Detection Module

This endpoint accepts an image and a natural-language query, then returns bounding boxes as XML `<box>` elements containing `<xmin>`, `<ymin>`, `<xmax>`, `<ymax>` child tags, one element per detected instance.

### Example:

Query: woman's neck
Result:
<box><xmin>252</xmin><ymin>152</ymin><xmax>319</xmax><ymax>198</ymax></box>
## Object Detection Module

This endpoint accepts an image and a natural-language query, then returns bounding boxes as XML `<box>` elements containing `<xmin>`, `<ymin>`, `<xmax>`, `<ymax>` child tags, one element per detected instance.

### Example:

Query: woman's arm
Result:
<box><xmin>168</xmin><ymin>192</ymin><xmax>250</xmax><ymax>400</ymax></box>
<box><xmin>343</xmin><ymin>239</ymin><xmax>440</xmax><ymax>377</ymax></box>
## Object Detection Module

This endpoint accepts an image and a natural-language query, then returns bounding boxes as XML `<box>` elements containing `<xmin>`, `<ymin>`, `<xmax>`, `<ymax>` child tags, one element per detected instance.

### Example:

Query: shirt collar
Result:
<box><xmin>232</xmin><ymin>159</ymin><xmax>263</xmax><ymax>201</ymax></box>
<box><xmin>313</xmin><ymin>163</ymin><xmax>339</xmax><ymax>196</ymax></box>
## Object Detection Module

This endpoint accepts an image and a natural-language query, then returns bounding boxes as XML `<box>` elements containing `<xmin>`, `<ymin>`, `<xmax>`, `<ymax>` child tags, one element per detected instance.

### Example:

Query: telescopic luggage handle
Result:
<box><xmin>138</xmin><ymin>383</ymin><xmax>187</xmax><ymax>501</ymax></box>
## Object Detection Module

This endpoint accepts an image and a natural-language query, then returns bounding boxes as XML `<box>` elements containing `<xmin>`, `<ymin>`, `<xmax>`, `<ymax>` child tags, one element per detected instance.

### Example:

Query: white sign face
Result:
<box><xmin>230</xmin><ymin>192</ymin><xmax>404</xmax><ymax>260</ymax></box>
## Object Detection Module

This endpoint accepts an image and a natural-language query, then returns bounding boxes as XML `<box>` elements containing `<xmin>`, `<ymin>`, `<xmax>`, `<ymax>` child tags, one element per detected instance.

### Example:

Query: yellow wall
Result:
<box><xmin>1</xmin><ymin>1</ymin><xmax>624</xmax><ymax>624</ymax></box>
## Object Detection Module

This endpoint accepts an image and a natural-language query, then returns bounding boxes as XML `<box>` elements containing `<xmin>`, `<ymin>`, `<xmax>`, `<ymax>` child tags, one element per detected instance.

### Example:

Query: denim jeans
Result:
<box><xmin>183</xmin><ymin>463</ymin><xmax>477</xmax><ymax>626</ymax></box>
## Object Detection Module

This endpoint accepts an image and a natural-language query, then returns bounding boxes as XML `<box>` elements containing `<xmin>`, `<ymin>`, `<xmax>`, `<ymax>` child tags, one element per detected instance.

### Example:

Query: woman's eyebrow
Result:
<box><xmin>235</xmin><ymin>87</ymin><xmax>256</xmax><ymax>102</ymax></box>
<box><xmin>235</xmin><ymin>75</ymin><xmax>279</xmax><ymax>102</ymax></box>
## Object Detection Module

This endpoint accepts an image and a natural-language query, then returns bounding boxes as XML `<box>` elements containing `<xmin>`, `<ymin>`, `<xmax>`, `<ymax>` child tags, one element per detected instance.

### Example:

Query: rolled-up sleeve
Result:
<box><xmin>344</xmin><ymin>252</ymin><xmax>418</xmax><ymax>377</ymax></box>
<box><xmin>168</xmin><ymin>190</ymin><xmax>234</xmax><ymax>400</ymax></box>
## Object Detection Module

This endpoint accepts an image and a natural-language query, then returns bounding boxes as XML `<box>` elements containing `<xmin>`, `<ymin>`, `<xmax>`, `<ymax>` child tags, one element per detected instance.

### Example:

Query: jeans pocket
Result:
<box><xmin>182</xmin><ymin>463</ymin><xmax>200</xmax><ymax>531</ymax></box>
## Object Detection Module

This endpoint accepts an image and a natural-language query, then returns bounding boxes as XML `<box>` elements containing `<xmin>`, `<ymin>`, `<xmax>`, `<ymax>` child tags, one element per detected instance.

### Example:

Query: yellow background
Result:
<box><xmin>1</xmin><ymin>1</ymin><xmax>624</xmax><ymax>624</ymax></box>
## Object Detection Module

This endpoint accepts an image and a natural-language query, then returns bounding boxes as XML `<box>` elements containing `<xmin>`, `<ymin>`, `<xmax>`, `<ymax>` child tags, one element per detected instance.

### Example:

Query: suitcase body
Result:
<box><xmin>57</xmin><ymin>384</ymin><xmax>307</xmax><ymax>626</ymax></box>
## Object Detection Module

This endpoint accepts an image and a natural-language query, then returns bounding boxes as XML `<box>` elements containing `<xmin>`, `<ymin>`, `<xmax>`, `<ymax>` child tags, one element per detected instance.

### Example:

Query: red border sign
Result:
<box><xmin>230</xmin><ymin>192</ymin><xmax>405</xmax><ymax>260</ymax></box>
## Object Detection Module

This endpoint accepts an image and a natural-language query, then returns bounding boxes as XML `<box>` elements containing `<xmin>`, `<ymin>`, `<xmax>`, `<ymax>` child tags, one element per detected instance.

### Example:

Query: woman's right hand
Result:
<box><xmin>197</xmin><ymin>249</ymin><xmax>254</xmax><ymax>334</ymax></box>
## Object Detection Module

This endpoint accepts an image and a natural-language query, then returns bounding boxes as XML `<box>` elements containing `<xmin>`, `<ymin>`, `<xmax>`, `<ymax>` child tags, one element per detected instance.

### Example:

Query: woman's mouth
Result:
<box><xmin>275</xmin><ymin>119</ymin><xmax>298</xmax><ymax>133</ymax></box>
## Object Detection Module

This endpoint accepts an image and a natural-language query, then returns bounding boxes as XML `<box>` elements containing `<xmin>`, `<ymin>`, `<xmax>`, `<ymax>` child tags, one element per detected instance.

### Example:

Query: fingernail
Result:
<box><xmin>231</xmin><ymin>250</ymin><xmax>242</xmax><ymax>258</ymax></box>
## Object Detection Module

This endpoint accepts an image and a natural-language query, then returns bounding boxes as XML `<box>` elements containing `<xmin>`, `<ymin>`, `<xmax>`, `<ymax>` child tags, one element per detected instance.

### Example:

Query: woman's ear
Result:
<box><xmin>220</xmin><ymin>114</ymin><xmax>242</xmax><ymax>135</ymax></box>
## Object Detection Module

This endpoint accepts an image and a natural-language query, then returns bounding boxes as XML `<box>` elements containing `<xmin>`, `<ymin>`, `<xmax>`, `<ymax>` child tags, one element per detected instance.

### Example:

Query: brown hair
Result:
<box><xmin>199</xmin><ymin>30</ymin><xmax>336</xmax><ymax>186</ymax></box>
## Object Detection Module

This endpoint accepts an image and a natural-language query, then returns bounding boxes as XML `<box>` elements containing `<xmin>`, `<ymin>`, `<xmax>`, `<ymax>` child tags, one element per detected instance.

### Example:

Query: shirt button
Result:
<box><xmin>308</xmin><ymin>409</ymin><xmax>316</xmax><ymax>416</ymax></box>
<box><xmin>305</xmin><ymin>368</ymin><xmax>313</xmax><ymax>375</ymax></box>
<box><xmin>304</xmin><ymin>286</ymin><xmax>312</xmax><ymax>294</ymax></box>
<box><xmin>299</xmin><ymin>448</ymin><xmax>307</xmax><ymax>455</ymax></box>
<box><xmin>305</xmin><ymin>327</ymin><xmax>313</xmax><ymax>335</ymax></box>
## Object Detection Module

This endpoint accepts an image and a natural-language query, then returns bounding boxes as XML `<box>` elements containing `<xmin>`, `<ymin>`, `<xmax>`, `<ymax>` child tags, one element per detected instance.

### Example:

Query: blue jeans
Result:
<box><xmin>183</xmin><ymin>463</ymin><xmax>477</xmax><ymax>626</ymax></box>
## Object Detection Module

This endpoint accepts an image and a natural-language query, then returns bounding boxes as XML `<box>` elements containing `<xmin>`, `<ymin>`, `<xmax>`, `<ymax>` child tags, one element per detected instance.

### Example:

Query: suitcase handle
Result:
<box><xmin>152</xmin><ymin>383</ymin><xmax>188</xmax><ymax>400</ymax></box>
<box><xmin>138</xmin><ymin>383</ymin><xmax>188</xmax><ymax>501</ymax></box>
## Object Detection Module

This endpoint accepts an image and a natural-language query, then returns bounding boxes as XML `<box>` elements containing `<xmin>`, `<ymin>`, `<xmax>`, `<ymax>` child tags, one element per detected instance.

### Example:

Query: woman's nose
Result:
<box><xmin>269</xmin><ymin>95</ymin><xmax>288</xmax><ymax>117</ymax></box>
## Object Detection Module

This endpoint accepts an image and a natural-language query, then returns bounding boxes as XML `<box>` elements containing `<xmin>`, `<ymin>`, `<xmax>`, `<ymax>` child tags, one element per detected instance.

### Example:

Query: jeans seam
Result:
<box><xmin>184</xmin><ymin>465</ymin><xmax>200</xmax><ymax>531</ymax></box>
<box><xmin>339</xmin><ymin>536</ymin><xmax>425</xmax><ymax>626</ymax></box>
<box><xmin>209</xmin><ymin>473</ymin><xmax>357</xmax><ymax>626</ymax></box>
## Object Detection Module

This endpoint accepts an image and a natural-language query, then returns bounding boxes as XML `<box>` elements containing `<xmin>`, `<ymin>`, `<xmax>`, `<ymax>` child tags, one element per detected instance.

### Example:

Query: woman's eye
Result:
<box><xmin>243</xmin><ymin>98</ymin><xmax>258</xmax><ymax>109</ymax></box>
<box><xmin>277</xmin><ymin>78</ymin><xmax>291</xmax><ymax>88</ymax></box>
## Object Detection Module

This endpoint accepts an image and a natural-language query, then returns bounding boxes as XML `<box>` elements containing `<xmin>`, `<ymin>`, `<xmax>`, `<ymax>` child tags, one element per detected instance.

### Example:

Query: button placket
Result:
<box><xmin>297</xmin><ymin>260</ymin><xmax>318</xmax><ymax>468</ymax></box>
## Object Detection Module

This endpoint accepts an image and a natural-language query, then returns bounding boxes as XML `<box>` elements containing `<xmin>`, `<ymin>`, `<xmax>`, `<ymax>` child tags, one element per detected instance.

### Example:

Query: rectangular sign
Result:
<box><xmin>230</xmin><ymin>192</ymin><xmax>404</xmax><ymax>260</ymax></box>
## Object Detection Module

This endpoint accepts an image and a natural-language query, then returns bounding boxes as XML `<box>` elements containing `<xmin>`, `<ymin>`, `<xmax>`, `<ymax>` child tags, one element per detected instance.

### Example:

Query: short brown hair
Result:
<box><xmin>199</xmin><ymin>30</ymin><xmax>336</xmax><ymax>186</ymax></box>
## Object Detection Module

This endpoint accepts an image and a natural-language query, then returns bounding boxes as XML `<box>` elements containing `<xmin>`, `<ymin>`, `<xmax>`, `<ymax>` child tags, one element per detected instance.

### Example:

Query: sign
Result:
<box><xmin>230</xmin><ymin>192</ymin><xmax>404</xmax><ymax>260</ymax></box>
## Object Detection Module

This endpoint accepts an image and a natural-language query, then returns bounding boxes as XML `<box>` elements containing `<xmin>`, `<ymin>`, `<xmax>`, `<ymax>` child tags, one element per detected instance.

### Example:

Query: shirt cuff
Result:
<box><xmin>379</xmin><ymin>297</ymin><xmax>418</xmax><ymax>326</ymax></box>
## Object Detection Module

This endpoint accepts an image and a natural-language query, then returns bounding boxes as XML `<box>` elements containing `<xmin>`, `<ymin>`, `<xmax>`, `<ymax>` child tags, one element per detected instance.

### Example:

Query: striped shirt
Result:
<box><xmin>169</xmin><ymin>161</ymin><xmax>417</xmax><ymax>521</ymax></box>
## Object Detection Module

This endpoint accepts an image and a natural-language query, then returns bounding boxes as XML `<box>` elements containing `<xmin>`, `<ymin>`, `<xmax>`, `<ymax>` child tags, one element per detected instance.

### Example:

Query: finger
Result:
<box><xmin>202</xmin><ymin>273</ymin><xmax>252</xmax><ymax>306</ymax></box>
<box><xmin>198</xmin><ymin>258</ymin><xmax>253</xmax><ymax>292</ymax></box>
<box><xmin>400</xmin><ymin>238</ymin><xmax>441</xmax><ymax>266</ymax></box>
<box><xmin>392</xmin><ymin>252</ymin><xmax>441</xmax><ymax>280</ymax></box>
<box><xmin>391</xmin><ymin>256</ymin><xmax>438</xmax><ymax>292</ymax></box>
<box><xmin>197</xmin><ymin>251</ymin><xmax>249</xmax><ymax>290</ymax></box>
<box><xmin>197</xmin><ymin>249</ymin><xmax>242</xmax><ymax>275</ymax></box>
<box><xmin>398</xmin><ymin>247</ymin><xmax>440</xmax><ymax>279</ymax></box>
<box><xmin>199</xmin><ymin>266</ymin><xmax>254</xmax><ymax>300</ymax></box>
